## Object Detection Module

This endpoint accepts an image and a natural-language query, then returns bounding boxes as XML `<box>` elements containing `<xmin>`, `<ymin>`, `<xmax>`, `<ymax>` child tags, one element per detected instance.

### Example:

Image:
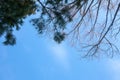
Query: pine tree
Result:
<box><xmin>0</xmin><ymin>0</ymin><xmax>36</xmax><ymax>45</ymax></box>
<box><xmin>1</xmin><ymin>0</ymin><xmax>120</xmax><ymax>57</ymax></box>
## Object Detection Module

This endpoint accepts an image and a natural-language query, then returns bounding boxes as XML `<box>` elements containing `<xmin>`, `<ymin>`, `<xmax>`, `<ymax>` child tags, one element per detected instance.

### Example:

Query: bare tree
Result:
<box><xmin>1</xmin><ymin>0</ymin><xmax>120</xmax><ymax>57</ymax></box>
<box><xmin>34</xmin><ymin>0</ymin><xmax>120</xmax><ymax>57</ymax></box>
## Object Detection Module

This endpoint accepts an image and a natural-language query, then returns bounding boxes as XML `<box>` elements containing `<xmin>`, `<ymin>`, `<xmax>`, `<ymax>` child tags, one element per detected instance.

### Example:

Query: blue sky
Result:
<box><xmin>0</xmin><ymin>16</ymin><xmax>120</xmax><ymax>80</ymax></box>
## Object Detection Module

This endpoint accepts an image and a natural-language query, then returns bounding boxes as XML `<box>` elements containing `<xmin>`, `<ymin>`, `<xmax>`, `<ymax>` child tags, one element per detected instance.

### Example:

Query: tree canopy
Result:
<box><xmin>1</xmin><ymin>0</ymin><xmax>120</xmax><ymax>57</ymax></box>
<box><xmin>0</xmin><ymin>0</ymin><xmax>36</xmax><ymax>45</ymax></box>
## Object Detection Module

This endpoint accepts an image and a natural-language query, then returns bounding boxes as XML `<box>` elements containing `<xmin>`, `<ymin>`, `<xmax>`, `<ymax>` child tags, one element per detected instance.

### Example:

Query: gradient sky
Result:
<box><xmin>0</xmin><ymin>16</ymin><xmax>120</xmax><ymax>80</ymax></box>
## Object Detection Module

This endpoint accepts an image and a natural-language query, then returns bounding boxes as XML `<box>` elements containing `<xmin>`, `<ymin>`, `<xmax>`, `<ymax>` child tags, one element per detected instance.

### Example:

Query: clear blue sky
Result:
<box><xmin>0</xmin><ymin>17</ymin><xmax>120</xmax><ymax>80</ymax></box>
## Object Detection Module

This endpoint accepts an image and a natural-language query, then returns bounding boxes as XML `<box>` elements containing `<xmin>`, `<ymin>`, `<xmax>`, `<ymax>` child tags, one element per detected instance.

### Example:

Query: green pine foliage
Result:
<box><xmin>0</xmin><ymin>0</ymin><xmax>119</xmax><ymax>57</ymax></box>
<box><xmin>54</xmin><ymin>32</ymin><xmax>65</xmax><ymax>43</ymax></box>
<box><xmin>0</xmin><ymin>0</ymin><xmax>87</xmax><ymax>45</ymax></box>
<box><xmin>0</xmin><ymin>0</ymin><xmax>37</xmax><ymax>45</ymax></box>
<box><xmin>31</xmin><ymin>0</ymin><xmax>87</xmax><ymax>43</ymax></box>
